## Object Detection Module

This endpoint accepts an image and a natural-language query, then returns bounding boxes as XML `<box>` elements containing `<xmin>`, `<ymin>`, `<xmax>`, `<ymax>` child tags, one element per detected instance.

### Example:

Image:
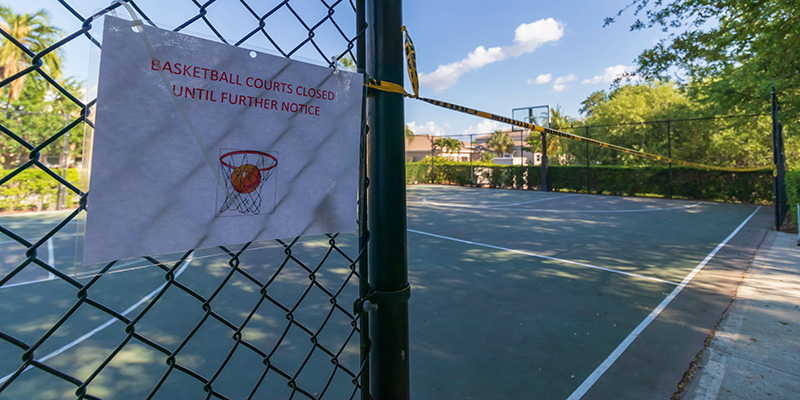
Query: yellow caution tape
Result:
<box><xmin>402</xmin><ymin>26</ymin><xmax>419</xmax><ymax>98</ymax></box>
<box><xmin>364</xmin><ymin>28</ymin><xmax>768</xmax><ymax>173</ymax></box>
<box><xmin>366</xmin><ymin>78</ymin><xmax>408</xmax><ymax>96</ymax></box>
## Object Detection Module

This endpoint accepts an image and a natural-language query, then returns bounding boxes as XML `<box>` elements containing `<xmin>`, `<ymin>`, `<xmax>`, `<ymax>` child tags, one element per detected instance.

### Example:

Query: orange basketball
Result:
<box><xmin>230</xmin><ymin>164</ymin><xmax>262</xmax><ymax>194</ymax></box>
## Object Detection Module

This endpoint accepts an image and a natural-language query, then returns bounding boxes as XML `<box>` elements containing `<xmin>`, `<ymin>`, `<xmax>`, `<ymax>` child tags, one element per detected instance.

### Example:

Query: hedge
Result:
<box><xmin>0</xmin><ymin>168</ymin><xmax>81</xmax><ymax>212</ymax></box>
<box><xmin>406</xmin><ymin>161</ymin><xmax>774</xmax><ymax>204</ymax></box>
<box><xmin>787</xmin><ymin>171</ymin><xmax>800</xmax><ymax>226</ymax></box>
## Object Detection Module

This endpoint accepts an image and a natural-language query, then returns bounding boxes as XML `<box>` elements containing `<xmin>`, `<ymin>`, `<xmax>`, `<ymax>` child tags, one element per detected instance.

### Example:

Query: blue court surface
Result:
<box><xmin>0</xmin><ymin>184</ymin><xmax>770</xmax><ymax>399</ymax></box>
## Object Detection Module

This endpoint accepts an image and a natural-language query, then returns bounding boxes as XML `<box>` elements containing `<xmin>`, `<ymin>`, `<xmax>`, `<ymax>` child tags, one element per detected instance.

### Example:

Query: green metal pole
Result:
<box><xmin>771</xmin><ymin>86</ymin><xmax>781</xmax><ymax>229</ymax></box>
<box><xmin>585</xmin><ymin>126</ymin><xmax>589</xmax><ymax>194</ymax></box>
<box><xmin>355</xmin><ymin>1</ymin><xmax>370</xmax><ymax>398</ymax></box>
<box><xmin>667</xmin><ymin>120</ymin><xmax>673</xmax><ymax>199</ymax></box>
<box><xmin>366</xmin><ymin>0</ymin><xmax>410</xmax><ymax>398</ymax></box>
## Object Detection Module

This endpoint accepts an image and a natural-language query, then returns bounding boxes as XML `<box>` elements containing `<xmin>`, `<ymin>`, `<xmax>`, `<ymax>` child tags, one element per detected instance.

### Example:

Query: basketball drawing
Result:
<box><xmin>230</xmin><ymin>164</ymin><xmax>261</xmax><ymax>193</ymax></box>
<box><xmin>218</xmin><ymin>149</ymin><xmax>278</xmax><ymax>215</ymax></box>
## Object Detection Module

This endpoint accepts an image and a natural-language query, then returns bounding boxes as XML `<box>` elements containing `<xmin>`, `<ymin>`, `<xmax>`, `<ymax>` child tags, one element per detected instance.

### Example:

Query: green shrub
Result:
<box><xmin>407</xmin><ymin>162</ymin><xmax>774</xmax><ymax>204</ymax></box>
<box><xmin>0</xmin><ymin>168</ymin><xmax>81</xmax><ymax>213</ymax></box>
<box><xmin>786</xmin><ymin>171</ymin><xmax>800</xmax><ymax>226</ymax></box>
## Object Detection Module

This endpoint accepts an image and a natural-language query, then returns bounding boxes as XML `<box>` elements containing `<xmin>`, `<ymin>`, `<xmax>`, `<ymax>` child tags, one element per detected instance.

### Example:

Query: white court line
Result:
<box><xmin>46</xmin><ymin>239</ymin><xmax>55</xmax><ymax>280</ymax></box>
<box><xmin>1</xmin><ymin>220</ymin><xmax>82</xmax><ymax>225</ymax></box>
<box><xmin>408</xmin><ymin>229</ymin><xmax>679</xmax><ymax>286</ymax></box>
<box><xmin>0</xmin><ymin>232</ymin><xmax>82</xmax><ymax>246</ymax></box>
<box><xmin>0</xmin><ymin>255</ymin><xmax>194</xmax><ymax>385</ymax></box>
<box><xmin>493</xmin><ymin>194</ymin><xmax>581</xmax><ymax>207</ymax></box>
<box><xmin>0</xmin><ymin>240</ymin><xmax>284</xmax><ymax>289</ymax></box>
<box><xmin>416</xmin><ymin>197</ymin><xmax>704</xmax><ymax>214</ymax></box>
<box><xmin>566</xmin><ymin>206</ymin><xmax>761</xmax><ymax>400</ymax></box>
<box><xmin>0</xmin><ymin>258</ymin><xmax>142</xmax><ymax>290</ymax></box>
<box><xmin>491</xmin><ymin>202</ymin><xmax>704</xmax><ymax>213</ymax></box>
<box><xmin>419</xmin><ymin>193</ymin><xmax>576</xmax><ymax>209</ymax></box>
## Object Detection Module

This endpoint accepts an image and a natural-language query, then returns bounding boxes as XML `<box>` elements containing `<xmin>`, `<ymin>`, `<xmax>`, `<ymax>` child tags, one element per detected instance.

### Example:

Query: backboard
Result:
<box><xmin>511</xmin><ymin>105</ymin><xmax>550</xmax><ymax>132</ymax></box>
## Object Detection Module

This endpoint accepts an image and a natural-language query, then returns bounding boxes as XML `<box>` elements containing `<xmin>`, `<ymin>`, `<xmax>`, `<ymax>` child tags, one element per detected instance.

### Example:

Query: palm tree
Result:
<box><xmin>405</xmin><ymin>125</ymin><xmax>415</xmax><ymax>144</ymax></box>
<box><xmin>486</xmin><ymin>130</ymin><xmax>514</xmax><ymax>156</ymax></box>
<box><xmin>0</xmin><ymin>6</ymin><xmax>63</xmax><ymax>103</ymax></box>
<box><xmin>547</xmin><ymin>106</ymin><xmax>577</xmax><ymax>162</ymax></box>
<box><xmin>433</xmin><ymin>137</ymin><xmax>462</xmax><ymax>155</ymax></box>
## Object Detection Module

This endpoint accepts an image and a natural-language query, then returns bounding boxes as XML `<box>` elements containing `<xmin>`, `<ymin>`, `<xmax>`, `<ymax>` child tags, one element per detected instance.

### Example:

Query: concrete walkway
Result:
<box><xmin>682</xmin><ymin>231</ymin><xmax>800</xmax><ymax>400</ymax></box>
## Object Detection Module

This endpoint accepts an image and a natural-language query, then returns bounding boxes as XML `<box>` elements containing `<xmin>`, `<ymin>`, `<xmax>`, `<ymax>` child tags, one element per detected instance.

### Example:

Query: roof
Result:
<box><xmin>405</xmin><ymin>135</ymin><xmax>472</xmax><ymax>152</ymax></box>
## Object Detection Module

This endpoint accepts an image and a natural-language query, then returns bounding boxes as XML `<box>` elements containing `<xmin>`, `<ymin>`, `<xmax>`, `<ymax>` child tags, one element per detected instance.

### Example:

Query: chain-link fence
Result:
<box><xmin>408</xmin><ymin>114</ymin><xmax>777</xmax><ymax>203</ymax></box>
<box><xmin>0</xmin><ymin>1</ymin><xmax>387</xmax><ymax>399</ymax></box>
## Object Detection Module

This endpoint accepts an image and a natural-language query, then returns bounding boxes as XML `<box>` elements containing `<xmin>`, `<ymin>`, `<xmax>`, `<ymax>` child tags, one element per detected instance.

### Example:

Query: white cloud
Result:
<box><xmin>419</xmin><ymin>18</ymin><xmax>564</xmax><ymax>92</ymax></box>
<box><xmin>506</xmin><ymin>19</ymin><xmax>566</xmax><ymax>56</ymax></box>
<box><xmin>463</xmin><ymin>119</ymin><xmax>508</xmax><ymax>135</ymax></box>
<box><xmin>407</xmin><ymin>120</ymin><xmax>450</xmax><ymax>136</ymax></box>
<box><xmin>552</xmin><ymin>74</ymin><xmax>577</xmax><ymax>92</ymax></box>
<box><xmin>582</xmin><ymin>64</ymin><xmax>635</xmax><ymax>84</ymax></box>
<box><xmin>528</xmin><ymin>73</ymin><xmax>552</xmax><ymax>84</ymax></box>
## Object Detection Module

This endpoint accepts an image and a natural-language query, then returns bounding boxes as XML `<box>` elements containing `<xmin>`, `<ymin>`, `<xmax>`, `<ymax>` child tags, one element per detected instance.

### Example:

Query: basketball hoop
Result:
<box><xmin>218</xmin><ymin>150</ymin><xmax>278</xmax><ymax>214</ymax></box>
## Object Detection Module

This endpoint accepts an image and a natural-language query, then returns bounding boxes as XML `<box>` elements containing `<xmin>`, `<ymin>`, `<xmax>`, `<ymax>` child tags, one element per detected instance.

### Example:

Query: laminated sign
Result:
<box><xmin>83</xmin><ymin>16</ymin><xmax>363</xmax><ymax>264</ymax></box>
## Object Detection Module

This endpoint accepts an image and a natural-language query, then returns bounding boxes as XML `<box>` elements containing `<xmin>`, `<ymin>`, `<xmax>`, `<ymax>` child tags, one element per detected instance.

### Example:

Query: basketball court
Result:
<box><xmin>404</xmin><ymin>185</ymin><xmax>768</xmax><ymax>399</ymax></box>
<box><xmin>1</xmin><ymin>184</ymin><xmax>770</xmax><ymax>399</ymax></box>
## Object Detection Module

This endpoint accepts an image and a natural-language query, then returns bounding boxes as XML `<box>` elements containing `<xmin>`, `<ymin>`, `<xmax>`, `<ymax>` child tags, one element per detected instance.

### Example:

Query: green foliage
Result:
<box><xmin>609</xmin><ymin>0</ymin><xmax>800</xmax><ymax>124</ymax></box>
<box><xmin>486</xmin><ymin>130</ymin><xmax>514</xmax><ymax>156</ymax></box>
<box><xmin>478</xmin><ymin>151</ymin><xmax>494</xmax><ymax>162</ymax></box>
<box><xmin>432</xmin><ymin>137</ymin><xmax>462</xmax><ymax>155</ymax></box>
<box><xmin>787</xmin><ymin>172</ymin><xmax>800</xmax><ymax>226</ymax></box>
<box><xmin>0</xmin><ymin>5</ymin><xmax>63</xmax><ymax>101</ymax></box>
<box><xmin>0</xmin><ymin>168</ymin><xmax>80</xmax><ymax>212</ymax></box>
<box><xmin>405</xmin><ymin>124</ymin><xmax>414</xmax><ymax>143</ymax></box>
<box><xmin>0</xmin><ymin>77</ymin><xmax>84</xmax><ymax>169</ymax></box>
<box><xmin>408</xmin><ymin>162</ymin><xmax>773</xmax><ymax>204</ymax></box>
<box><xmin>567</xmin><ymin>82</ymin><xmax>773</xmax><ymax>169</ymax></box>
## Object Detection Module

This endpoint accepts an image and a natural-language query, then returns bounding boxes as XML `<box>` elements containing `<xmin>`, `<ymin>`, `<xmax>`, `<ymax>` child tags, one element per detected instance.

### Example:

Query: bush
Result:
<box><xmin>0</xmin><ymin>168</ymin><xmax>81</xmax><ymax>213</ymax></box>
<box><xmin>787</xmin><ymin>171</ymin><xmax>800</xmax><ymax>226</ymax></box>
<box><xmin>407</xmin><ymin>162</ymin><xmax>774</xmax><ymax>204</ymax></box>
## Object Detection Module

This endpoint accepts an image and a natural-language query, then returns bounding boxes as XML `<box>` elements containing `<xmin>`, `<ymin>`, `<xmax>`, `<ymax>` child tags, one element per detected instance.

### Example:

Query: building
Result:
<box><xmin>405</xmin><ymin>134</ymin><xmax>477</xmax><ymax>163</ymax></box>
<box><xmin>475</xmin><ymin>129</ymin><xmax>543</xmax><ymax>166</ymax></box>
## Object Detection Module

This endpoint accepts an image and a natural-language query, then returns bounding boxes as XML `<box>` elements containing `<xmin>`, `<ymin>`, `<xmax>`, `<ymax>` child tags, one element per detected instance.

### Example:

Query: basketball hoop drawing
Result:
<box><xmin>218</xmin><ymin>149</ymin><xmax>278</xmax><ymax>215</ymax></box>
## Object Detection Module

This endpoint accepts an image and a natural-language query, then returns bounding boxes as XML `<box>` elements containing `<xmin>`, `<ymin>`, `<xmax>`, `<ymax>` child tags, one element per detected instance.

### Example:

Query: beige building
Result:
<box><xmin>475</xmin><ymin>129</ymin><xmax>543</xmax><ymax>166</ymax></box>
<box><xmin>404</xmin><ymin>134</ymin><xmax>477</xmax><ymax>163</ymax></box>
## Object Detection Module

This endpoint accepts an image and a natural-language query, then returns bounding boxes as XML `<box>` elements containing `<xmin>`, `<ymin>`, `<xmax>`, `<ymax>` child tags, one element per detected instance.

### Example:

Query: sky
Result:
<box><xmin>402</xmin><ymin>0</ymin><xmax>667</xmax><ymax>138</ymax></box>
<box><xmin>7</xmin><ymin>0</ymin><xmax>667</xmax><ymax>138</ymax></box>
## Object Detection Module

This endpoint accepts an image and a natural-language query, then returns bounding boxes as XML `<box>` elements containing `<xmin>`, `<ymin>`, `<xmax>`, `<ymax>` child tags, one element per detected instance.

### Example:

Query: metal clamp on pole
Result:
<box><xmin>358</xmin><ymin>284</ymin><xmax>411</xmax><ymax>312</ymax></box>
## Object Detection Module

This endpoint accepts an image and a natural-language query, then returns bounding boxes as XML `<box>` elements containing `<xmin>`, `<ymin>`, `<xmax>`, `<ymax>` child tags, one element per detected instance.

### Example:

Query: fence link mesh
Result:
<box><xmin>407</xmin><ymin>115</ymin><xmax>773</xmax><ymax>203</ymax></box>
<box><xmin>1</xmin><ymin>1</ymin><xmax>369</xmax><ymax>399</ymax></box>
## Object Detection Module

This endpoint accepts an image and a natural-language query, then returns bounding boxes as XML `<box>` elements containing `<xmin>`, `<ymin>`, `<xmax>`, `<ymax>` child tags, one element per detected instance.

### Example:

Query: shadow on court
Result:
<box><xmin>404</xmin><ymin>185</ymin><xmax>769</xmax><ymax>400</ymax></box>
<box><xmin>0</xmin><ymin>215</ymin><xmax>363</xmax><ymax>400</ymax></box>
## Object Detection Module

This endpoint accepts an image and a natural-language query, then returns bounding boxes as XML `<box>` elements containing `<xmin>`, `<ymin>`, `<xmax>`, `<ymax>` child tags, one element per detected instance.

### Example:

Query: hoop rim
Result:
<box><xmin>219</xmin><ymin>150</ymin><xmax>278</xmax><ymax>171</ymax></box>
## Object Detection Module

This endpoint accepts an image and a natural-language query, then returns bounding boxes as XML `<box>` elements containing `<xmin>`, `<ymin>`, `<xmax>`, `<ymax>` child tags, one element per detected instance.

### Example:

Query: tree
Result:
<box><xmin>0</xmin><ymin>76</ymin><xmax>84</xmax><ymax>169</ymax></box>
<box><xmin>546</xmin><ymin>106</ymin><xmax>577</xmax><ymax>161</ymax></box>
<box><xmin>576</xmin><ymin>82</ymin><xmax>773</xmax><ymax>168</ymax></box>
<box><xmin>486</xmin><ymin>130</ymin><xmax>514</xmax><ymax>156</ymax></box>
<box><xmin>405</xmin><ymin>124</ymin><xmax>414</xmax><ymax>143</ymax></box>
<box><xmin>0</xmin><ymin>6</ymin><xmax>63</xmax><ymax>103</ymax></box>
<box><xmin>433</xmin><ymin>137</ymin><xmax>462</xmax><ymax>155</ymax></box>
<box><xmin>607</xmin><ymin>0</ymin><xmax>800</xmax><ymax>122</ymax></box>
<box><xmin>479</xmin><ymin>151</ymin><xmax>495</xmax><ymax>162</ymax></box>
<box><xmin>579</xmin><ymin>91</ymin><xmax>607</xmax><ymax>118</ymax></box>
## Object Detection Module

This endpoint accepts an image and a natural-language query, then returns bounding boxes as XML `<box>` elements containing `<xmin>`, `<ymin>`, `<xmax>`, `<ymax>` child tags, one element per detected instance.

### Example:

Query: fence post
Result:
<box><xmin>540</xmin><ymin>131</ymin><xmax>549</xmax><ymax>191</ymax></box>
<box><xmin>667</xmin><ymin>120</ymin><xmax>673</xmax><ymax>199</ymax></box>
<box><xmin>430</xmin><ymin>136</ymin><xmax>435</xmax><ymax>183</ymax></box>
<box><xmin>366</xmin><ymin>0</ymin><xmax>411</xmax><ymax>398</ymax></box>
<box><xmin>470</xmin><ymin>133</ymin><xmax>475</xmax><ymax>185</ymax></box>
<box><xmin>771</xmin><ymin>86</ymin><xmax>786</xmax><ymax>229</ymax></box>
<box><xmin>585</xmin><ymin>126</ymin><xmax>590</xmax><ymax>194</ymax></box>
<box><xmin>356</xmin><ymin>0</ymin><xmax>370</xmax><ymax>397</ymax></box>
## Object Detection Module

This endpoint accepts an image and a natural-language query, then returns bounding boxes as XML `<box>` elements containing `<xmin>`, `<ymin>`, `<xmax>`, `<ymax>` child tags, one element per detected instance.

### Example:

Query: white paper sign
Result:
<box><xmin>83</xmin><ymin>16</ymin><xmax>362</xmax><ymax>264</ymax></box>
